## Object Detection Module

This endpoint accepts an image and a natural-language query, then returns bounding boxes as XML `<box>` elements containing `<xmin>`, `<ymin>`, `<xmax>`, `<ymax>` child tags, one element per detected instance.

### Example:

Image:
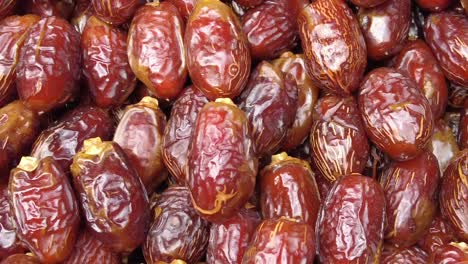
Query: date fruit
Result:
<box><xmin>23</xmin><ymin>0</ymin><xmax>76</xmax><ymax>19</ymax></box>
<box><xmin>428</xmin><ymin>119</ymin><xmax>460</xmax><ymax>174</ymax></box>
<box><xmin>63</xmin><ymin>230</ymin><xmax>119</xmax><ymax>264</ymax></box>
<box><xmin>418</xmin><ymin>215</ymin><xmax>457</xmax><ymax>256</ymax></box>
<box><xmin>381</xmin><ymin>245</ymin><xmax>429</xmax><ymax>264</ymax></box>
<box><xmin>0</xmin><ymin>185</ymin><xmax>24</xmax><ymax>260</ymax></box>
<box><xmin>167</xmin><ymin>0</ymin><xmax>197</xmax><ymax>21</ymax></box>
<box><xmin>91</xmin><ymin>0</ymin><xmax>141</xmax><ymax>25</ymax></box>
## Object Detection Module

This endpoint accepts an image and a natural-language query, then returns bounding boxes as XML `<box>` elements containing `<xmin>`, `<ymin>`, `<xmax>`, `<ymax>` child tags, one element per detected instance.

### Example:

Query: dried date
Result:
<box><xmin>63</xmin><ymin>231</ymin><xmax>119</xmax><ymax>264</ymax></box>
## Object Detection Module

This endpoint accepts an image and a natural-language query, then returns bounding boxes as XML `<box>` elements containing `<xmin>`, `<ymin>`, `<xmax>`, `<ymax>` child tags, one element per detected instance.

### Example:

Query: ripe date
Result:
<box><xmin>143</xmin><ymin>186</ymin><xmax>210</xmax><ymax>263</ymax></box>
<box><xmin>9</xmin><ymin>157</ymin><xmax>80</xmax><ymax>263</ymax></box>
<box><xmin>188</xmin><ymin>98</ymin><xmax>257</xmax><ymax>222</ymax></box>
<box><xmin>113</xmin><ymin>97</ymin><xmax>167</xmax><ymax>193</ymax></box>
<box><xmin>128</xmin><ymin>2</ymin><xmax>187</xmax><ymax>100</ymax></box>
<box><xmin>418</xmin><ymin>215</ymin><xmax>457</xmax><ymax>256</ymax></box>
<box><xmin>63</xmin><ymin>231</ymin><xmax>119</xmax><ymax>264</ymax></box>
<box><xmin>91</xmin><ymin>0</ymin><xmax>142</xmax><ymax>25</ymax></box>
<box><xmin>298</xmin><ymin>0</ymin><xmax>367</xmax><ymax>95</ymax></box>
<box><xmin>430</xmin><ymin>242</ymin><xmax>468</xmax><ymax>264</ymax></box>
<box><xmin>71</xmin><ymin>138</ymin><xmax>149</xmax><ymax>253</ymax></box>
<box><xmin>0</xmin><ymin>185</ymin><xmax>25</xmax><ymax>260</ymax></box>
<box><xmin>317</xmin><ymin>174</ymin><xmax>386</xmax><ymax>263</ymax></box>
<box><xmin>358</xmin><ymin>67</ymin><xmax>433</xmax><ymax>161</ymax></box>
<box><xmin>428</xmin><ymin>119</ymin><xmax>460</xmax><ymax>175</ymax></box>
<box><xmin>381</xmin><ymin>245</ymin><xmax>429</xmax><ymax>264</ymax></box>
<box><xmin>185</xmin><ymin>0</ymin><xmax>251</xmax><ymax>100</ymax></box>
<box><xmin>16</xmin><ymin>16</ymin><xmax>81</xmax><ymax>113</ymax></box>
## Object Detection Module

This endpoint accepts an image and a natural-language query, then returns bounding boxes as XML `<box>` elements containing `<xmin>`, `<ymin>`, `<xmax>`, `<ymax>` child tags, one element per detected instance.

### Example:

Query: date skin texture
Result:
<box><xmin>418</xmin><ymin>215</ymin><xmax>457</xmax><ymax>256</ymax></box>
<box><xmin>0</xmin><ymin>254</ymin><xmax>40</xmax><ymax>264</ymax></box>
<box><xmin>430</xmin><ymin>242</ymin><xmax>468</xmax><ymax>264</ymax></box>
<box><xmin>63</xmin><ymin>231</ymin><xmax>119</xmax><ymax>264</ymax></box>
<box><xmin>0</xmin><ymin>185</ymin><xmax>25</xmax><ymax>260</ymax></box>
<box><xmin>91</xmin><ymin>0</ymin><xmax>142</xmax><ymax>25</ymax></box>
<box><xmin>381</xmin><ymin>245</ymin><xmax>429</xmax><ymax>264</ymax></box>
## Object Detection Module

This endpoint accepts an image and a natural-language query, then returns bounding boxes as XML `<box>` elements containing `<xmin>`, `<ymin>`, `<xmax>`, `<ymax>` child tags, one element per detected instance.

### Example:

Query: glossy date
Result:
<box><xmin>91</xmin><ymin>0</ymin><xmax>142</xmax><ymax>25</ymax></box>
<box><xmin>63</xmin><ymin>231</ymin><xmax>119</xmax><ymax>264</ymax></box>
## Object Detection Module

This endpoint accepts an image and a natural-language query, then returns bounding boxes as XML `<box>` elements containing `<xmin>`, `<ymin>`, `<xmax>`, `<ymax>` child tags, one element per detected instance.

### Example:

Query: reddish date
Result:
<box><xmin>317</xmin><ymin>174</ymin><xmax>386</xmax><ymax>263</ymax></box>
<box><xmin>143</xmin><ymin>186</ymin><xmax>210</xmax><ymax>263</ymax></box>
<box><xmin>359</xmin><ymin>67</ymin><xmax>433</xmax><ymax>161</ymax></box>
<box><xmin>23</xmin><ymin>0</ymin><xmax>76</xmax><ymax>19</ymax></box>
<box><xmin>381</xmin><ymin>245</ymin><xmax>429</xmax><ymax>264</ymax></box>
<box><xmin>0</xmin><ymin>0</ymin><xmax>16</xmax><ymax>18</ymax></box>
<box><xmin>113</xmin><ymin>97</ymin><xmax>167</xmax><ymax>193</ymax></box>
<box><xmin>0</xmin><ymin>254</ymin><xmax>40</xmax><ymax>264</ymax></box>
<box><xmin>428</xmin><ymin>119</ymin><xmax>460</xmax><ymax>175</ymax></box>
<box><xmin>17</xmin><ymin>17</ymin><xmax>81</xmax><ymax>113</ymax></box>
<box><xmin>9</xmin><ymin>157</ymin><xmax>80</xmax><ymax>263</ymax></box>
<box><xmin>71</xmin><ymin>138</ymin><xmax>149</xmax><ymax>253</ymax></box>
<box><xmin>430</xmin><ymin>242</ymin><xmax>468</xmax><ymax>264</ymax></box>
<box><xmin>350</xmin><ymin>0</ymin><xmax>386</xmax><ymax>7</ymax></box>
<box><xmin>418</xmin><ymin>215</ymin><xmax>457</xmax><ymax>256</ymax></box>
<box><xmin>63</xmin><ymin>231</ymin><xmax>119</xmax><ymax>264</ymax></box>
<box><xmin>91</xmin><ymin>0</ymin><xmax>141</xmax><ymax>25</ymax></box>
<box><xmin>0</xmin><ymin>186</ymin><xmax>25</xmax><ymax>260</ymax></box>
<box><xmin>128</xmin><ymin>2</ymin><xmax>187</xmax><ymax>100</ymax></box>
<box><xmin>242</xmin><ymin>218</ymin><xmax>315</xmax><ymax>264</ymax></box>
<box><xmin>188</xmin><ymin>99</ymin><xmax>258</xmax><ymax>222</ymax></box>
<box><xmin>185</xmin><ymin>0</ymin><xmax>251</xmax><ymax>100</ymax></box>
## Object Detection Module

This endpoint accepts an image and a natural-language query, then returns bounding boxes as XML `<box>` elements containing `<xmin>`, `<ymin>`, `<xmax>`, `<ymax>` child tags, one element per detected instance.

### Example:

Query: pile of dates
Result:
<box><xmin>0</xmin><ymin>0</ymin><xmax>467</xmax><ymax>263</ymax></box>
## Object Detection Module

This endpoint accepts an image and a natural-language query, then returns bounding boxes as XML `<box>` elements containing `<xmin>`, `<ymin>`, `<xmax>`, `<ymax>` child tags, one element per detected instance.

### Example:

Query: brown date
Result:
<box><xmin>185</xmin><ymin>0</ymin><xmax>250</xmax><ymax>100</ymax></box>
<box><xmin>428</xmin><ymin>119</ymin><xmax>460</xmax><ymax>175</ymax></box>
<box><xmin>17</xmin><ymin>16</ymin><xmax>81</xmax><ymax>113</ymax></box>
<box><xmin>23</xmin><ymin>0</ymin><xmax>76</xmax><ymax>19</ymax></box>
<box><xmin>71</xmin><ymin>138</ymin><xmax>149</xmax><ymax>253</ymax></box>
<box><xmin>424</xmin><ymin>12</ymin><xmax>468</xmax><ymax>87</ymax></box>
<box><xmin>298</xmin><ymin>0</ymin><xmax>367</xmax><ymax>95</ymax></box>
<box><xmin>272</xmin><ymin>52</ymin><xmax>319</xmax><ymax>150</ymax></box>
<box><xmin>418</xmin><ymin>215</ymin><xmax>457</xmax><ymax>256</ymax></box>
<box><xmin>448</xmin><ymin>83</ymin><xmax>467</xmax><ymax>109</ymax></box>
<box><xmin>430</xmin><ymin>242</ymin><xmax>468</xmax><ymax>264</ymax></box>
<box><xmin>31</xmin><ymin>106</ymin><xmax>113</xmax><ymax>173</ymax></box>
<box><xmin>237</xmin><ymin>61</ymin><xmax>297</xmax><ymax>157</ymax></box>
<box><xmin>317</xmin><ymin>174</ymin><xmax>386</xmax><ymax>263</ymax></box>
<box><xmin>259</xmin><ymin>152</ymin><xmax>321</xmax><ymax>227</ymax></box>
<box><xmin>359</xmin><ymin>67</ymin><xmax>433</xmax><ymax>161</ymax></box>
<box><xmin>0</xmin><ymin>185</ymin><xmax>25</xmax><ymax>260</ymax></box>
<box><xmin>0</xmin><ymin>0</ymin><xmax>16</xmax><ymax>19</ymax></box>
<box><xmin>358</xmin><ymin>0</ymin><xmax>411</xmax><ymax>60</ymax></box>
<box><xmin>459</xmin><ymin>105</ymin><xmax>468</xmax><ymax>149</ymax></box>
<box><xmin>242</xmin><ymin>218</ymin><xmax>315</xmax><ymax>264</ymax></box>
<box><xmin>206</xmin><ymin>206</ymin><xmax>260</xmax><ymax>264</ymax></box>
<box><xmin>162</xmin><ymin>86</ymin><xmax>208</xmax><ymax>184</ymax></box>
<box><xmin>380</xmin><ymin>151</ymin><xmax>440</xmax><ymax>247</ymax></box>
<box><xmin>349</xmin><ymin>0</ymin><xmax>387</xmax><ymax>8</ymax></box>
<box><xmin>63</xmin><ymin>230</ymin><xmax>119</xmax><ymax>264</ymax></box>
<box><xmin>0</xmin><ymin>254</ymin><xmax>40</xmax><ymax>264</ymax></box>
<box><xmin>381</xmin><ymin>245</ymin><xmax>429</xmax><ymax>264</ymax></box>
<box><xmin>439</xmin><ymin>149</ymin><xmax>468</xmax><ymax>241</ymax></box>
<box><xmin>113</xmin><ymin>97</ymin><xmax>167</xmax><ymax>193</ymax></box>
<box><xmin>0</xmin><ymin>101</ymin><xmax>39</xmax><ymax>181</ymax></box>
<box><xmin>0</xmin><ymin>15</ymin><xmax>40</xmax><ymax>107</ymax></box>
<box><xmin>395</xmin><ymin>40</ymin><xmax>448</xmax><ymax>119</ymax></box>
<box><xmin>415</xmin><ymin>0</ymin><xmax>452</xmax><ymax>12</ymax></box>
<box><xmin>9</xmin><ymin>157</ymin><xmax>80</xmax><ymax>263</ymax></box>
<box><xmin>143</xmin><ymin>185</ymin><xmax>210</xmax><ymax>263</ymax></box>
<box><xmin>91</xmin><ymin>0</ymin><xmax>142</xmax><ymax>25</ymax></box>
<box><xmin>128</xmin><ymin>2</ymin><xmax>187</xmax><ymax>100</ymax></box>
<box><xmin>82</xmin><ymin>16</ymin><xmax>136</xmax><ymax>108</ymax></box>
<box><xmin>310</xmin><ymin>95</ymin><xmax>369</xmax><ymax>184</ymax></box>
<box><xmin>188</xmin><ymin>98</ymin><xmax>257</xmax><ymax>222</ymax></box>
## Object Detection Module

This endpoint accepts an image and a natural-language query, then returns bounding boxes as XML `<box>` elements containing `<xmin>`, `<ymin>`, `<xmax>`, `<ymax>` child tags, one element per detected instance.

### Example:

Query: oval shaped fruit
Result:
<box><xmin>317</xmin><ymin>174</ymin><xmax>386</xmax><ymax>263</ymax></box>
<box><xmin>428</xmin><ymin>119</ymin><xmax>460</xmax><ymax>175</ymax></box>
<box><xmin>0</xmin><ymin>15</ymin><xmax>40</xmax><ymax>107</ymax></box>
<box><xmin>113</xmin><ymin>97</ymin><xmax>167</xmax><ymax>193</ymax></box>
<box><xmin>237</xmin><ymin>61</ymin><xmax>297</xmax><ymax>157</ymax></box>
<box><xmin>310</xmin><ymin>95</ymin><xmax>369</xmax><ymax>183</ymax></box>
<box><xmin>188</xmin><ymin>98</ymin><xmax>257</xmax><ymax>222</ymax></box>
<box><xmin>439</xmin><ymin>149</ymin><xmax>468</xmax><ymax>241</ymax></box>
<box><xmin>260</xmin><ymin>153</ymin><xmax>321</xmax><ymax>227</ymax></box>
<box><xmin>9</xmin><ymin>156</ymin><xmax>80</xmax><ymax>263</ymax></box>
<box><xmin>91</xmin><ymin>0</ymin><xmax>141</xmax><ymax>25</ymax></box>
<box><xmin>298</xmin><ymin>0</ymin><xmax>367</xmax><ymax>95</ymax></box>
<box><xmin>350</xmin><ymin>0</ymin><xmax>387</xmax><ymax>8</ymax></box>
<box><xmin>128</xmin><ymin>2</ymin><xmax>186</xmax><ymax>100</ymax></box>
<box><xmin>63</xmin><ymin>231</ymin><xmax>119</xmax><ymax>264</ymax></box>
<box><xmin>16</xmin><ymin>16</ymin><xmax>80</xmax><ymax>113</ymax></box>
<box><xmin>0</xmin><ymin>0</ymin><xmax>16</xmax><ymax>18</ymax></box>
<box><xmin>359</xmin><ymin>67</ymin><xmax>434</xmax><ymax>161</ymax></box>
<box><xmin>430</xmin><ymin>242</ymin><xmax>468</xmax><ymax>264</ymax></box>
<box><xmin>394</xmin><ymin>40</ymin><xmax>448</xmax><ymax>119</ymax></box>
<box><xmin>162</xmin><ymin>86</ymin><xmax>208</xmax><ymax>184</ymax></box>
<box><xmin>242</xmin><ymin>218</ymin><xmax>315</xmax><ymax>264</ymax></box>
<box><xmin>0</xmin><ymin>185</ymin><xmax>25</xmax><ymax>260</ymax></box>
<box><xmin>185</xmin><ymin>0</ymin><xmax>250</xmax><ymax>100</ymax></box>
<box><xmin>82</xmin><ymin>16</ymin><xmax>136</xmax><ymax>108</ymax></box>
<box><xmin>381</xmin><ymin>245</ymin><xmax>429</xmax><ymax>264</ymax></box>
<box><xmin>70</xmin><ymin>138</ymin><xmax>149</xmax><ymax>253</ymax></box>
<box><xmin>424</xmin><ymin>12</ymin><xmax>468</xmax><ymax>87</ymax></box>
<box><xmin>418</xmin><ymin>215</ymin><xmax>457</xmax><ymax>256</ymax></box>
<box><xmin>0</xmin><ymin>254</ymin><xmax>40</xmax><ymax>264</ymax></box>
<box><xmin>143</xmin><ymin>186</ymin><xmax>210</xmax><ymax>263</ymax></box>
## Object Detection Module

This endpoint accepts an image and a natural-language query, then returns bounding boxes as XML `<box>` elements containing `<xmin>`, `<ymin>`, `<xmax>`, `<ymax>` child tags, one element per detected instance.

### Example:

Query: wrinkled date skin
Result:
<box><xmin>259</xmin><ymin>153</ymin><xmax>321</xmax><ymax>227</ymax></box>
<box><xmin>91</xmin><ymin>0</ymin><xmax>142</xmax><ymax>25</ymax></box>
<box><xmin>207</xmin><ymin>206</ymin><xmax>260</xmax><ymax>264</ymax></box>
<box><xmin>395</xmin><ymin>40</ymin><xmax>448</xmax><ymax>119</ymax></box>
<box><xmin>63</xmin><ymin>231</ymin><xmax>120</xmax><ymax>264</ymax></box>
<box><xmin>70</xmin><ymin>138</ymin><xmax>149</xmax><ymax>253</ymax></box>
<box><xmin>381</xmin><ymin>245</ymin><xmax>429</xmax><ymax>264</ymax></box>
<box><xmin>380</xmin><ymin>151</ymin><xmax>440</xmax><ymax>247</ymax></box>
<box><xmin>31</xmin><ymin>106</ymin><xmax>113</xmax><ymax>173</ymax></box>
<box><xmin>0</xmin><ymin>101</ymin><xmax>39</xmax><ymax>181</ymax></box>
<box><xmin>0</xmin><ymin>0</ymin><xmax>16</xmax><ymax>18</ymax></box>
<box><xmin>358</xmin><ymin>67</ymin><xmax>434</xmax><ymax>161</ymax></box>
<box><xmin>349</xmin><ymin>0</ymin><xmax>386</xmax><ymax>8</ymax></box>
<box><xmin>415</xmin><ymin>0</ymin><xmax>452</xmax><ymax>12</ymax></box>
<box><xmin>439</xmin><ymin>149</ymin><xmax>468</xmax><ymax>241</ymax></box>
<box><xmin>428</xmin><ymin>119</ymin><xmax>460</xmax><ymax>175</ymax></box>
<box><xmin>128</xmin><ymin>2</ymin><xmax>187</xmax><ymax>100</ymax></box>
<box><xmin>82</xmin><ymin>16</ymin><xmax>136</xmax><ymax>108</ymax></box>
<box><xmin>188</xmin><ymin>99</ymin><xmax>258</xmax><ymax>222</ymax></box>
<box><xmin>310</xmin><ymin>95</ymin><xmax>369</xmax><ymax>184</ymax></box>
<box><xmin>430</xmin><ymin>242</ymin><xmax>468</xmax><ymax>264</ymax></box>
<box><xmin>272</xmin><ymin>52</ymin><xmax>319</xmax><ymax>150</ymax></box>
<box><xmin>16</xmin><ymin>17</ymin><xmax>81</xmax><ymax>113</ymax></box>
<box><xmin>162</xmin><ymin>86</ymin><xmax>208</xmax><ymax>184</ymax></box>
<box><xmin>242</xmin><ymin>218</ymin><xmax>315</xmax><ymax>264</ymax></box>
<box><xmin>185</xmin><ymin>0</ymin><xmax>251</xmax><ymax>100</ymax></box>
<box><xmin>23</xmin><ymin>0</ymin><xmax>76</xmax><ymax>19</ymax></box>
<box><xmin>0</xmin><ymin>15</ymin><xmax>40</xmax><ymax>107</ymax></box>
<box><xmin>424</xmin><ymin>12</ymin><xmax>468</xmax><ymax>87</ymax></box>
<box><xmin>0</xmin><ymin>254</ymin><xmax>40</xmax><ymax>264</ymax></box>
<box><xmin>298</xmin><ymin>0</ymin><xmax>367</xmax><ymax>96</ymax></box>
<box><xmin>317</xmin><ymin>174</ymin><xmax>386</xmax><ymax>264</ymax></box>
<box><xmin>418</xmin><ymin>215</ymin><xmax>457</xmax><ymax>255</ymax></box>
<box><xmin>143</xmin><ymin>186</ymin><xmax>210</xmax><ymax>263</ymax></box>
<box><xmin>459</xmin><ymin>105</ymin><xmax>468</xmax><ymax>149</ymax></box>
<box><xmin>358</xmin><ymin>0</ymin><xmax>411</xmax><ymax>60</ymax></box>
<box><xmin>113</xmin><ymin>97</ymin><xmax>167</xmax><ymax>193</ymax></box>
<box><xmin>0</xmin><ymin>186</ymin><xmax>25</xmax><ymax>260</ymax></box>
<box><xmin>238</xmin><ymin>61</ymin><xmax>296</xmax><ymax>157</ymax></box>
<box><xmin>9</xmin><ymin>157</ymin><xmax>80</xmax><ymax>263</ymax></box>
